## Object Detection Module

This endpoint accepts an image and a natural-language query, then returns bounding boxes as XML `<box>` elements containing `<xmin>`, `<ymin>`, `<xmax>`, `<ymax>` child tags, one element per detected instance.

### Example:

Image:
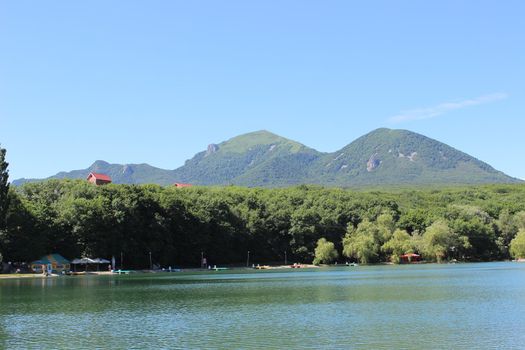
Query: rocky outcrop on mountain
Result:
<box><xmin>206</xmin><ymin>144</ymin><xmax>219</xmax><ymax>156</ymax></box>
<box><xmin>367</xmin><ymin>154</ymin><xmax>381</xmax><ymax>172</ymax></box>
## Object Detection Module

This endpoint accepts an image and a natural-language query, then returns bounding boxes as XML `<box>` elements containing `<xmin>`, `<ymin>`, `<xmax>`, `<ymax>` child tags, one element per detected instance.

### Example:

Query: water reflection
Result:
<box><xmin>1</xmin><ymin>263</ymin><xmax>525</xmax><ymax>349</ymax></box>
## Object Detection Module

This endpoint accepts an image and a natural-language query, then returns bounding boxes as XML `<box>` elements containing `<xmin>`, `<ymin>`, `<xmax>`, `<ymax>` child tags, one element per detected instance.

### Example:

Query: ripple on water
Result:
<box><xmin>1</xmin><ymin>263</ymin><xmax>525</xmax><ymax>349</ymax></box>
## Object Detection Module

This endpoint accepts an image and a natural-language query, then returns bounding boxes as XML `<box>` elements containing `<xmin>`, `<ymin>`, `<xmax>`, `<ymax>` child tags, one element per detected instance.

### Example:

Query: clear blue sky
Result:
<box><xmin>1</xmin><ymin>1</ymin><xmax>524</xmax><ymax>180</ymax></box>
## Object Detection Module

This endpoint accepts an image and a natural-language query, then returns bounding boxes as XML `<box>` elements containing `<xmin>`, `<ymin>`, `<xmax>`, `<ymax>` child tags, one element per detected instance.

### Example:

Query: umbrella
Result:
<box><xmin>71</xmin><ymin>257</ymin><xmax>97</xmax><ymax>264</ymax></box>
<box><xmin>71</xmin><ymin>257</ymin><xmax>97</xmax><ymax>272</ymax></box>
<box><xmin>91</xmin><ymin>258</ymin><xmax>110</xmax><ymax>271</ymax></box>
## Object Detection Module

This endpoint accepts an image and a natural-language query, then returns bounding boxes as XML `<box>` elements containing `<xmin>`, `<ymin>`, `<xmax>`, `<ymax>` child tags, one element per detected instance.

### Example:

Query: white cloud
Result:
<box><xmin>388</xmin><ymin>92</ymin><xmax>508</xmax><ymax>123</ymax></box>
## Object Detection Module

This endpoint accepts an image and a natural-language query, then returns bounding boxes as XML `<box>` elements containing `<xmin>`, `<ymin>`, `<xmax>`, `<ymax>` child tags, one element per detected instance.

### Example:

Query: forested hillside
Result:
<box><xmin>171</xmin><ymin>130</ymin><xmax>322</xmax><ymax>186</ymax></box>
<box><xmin>2</xmin><ymin>180</ymin><xmax>525</xmax><ymax>267</ymax></box>
<box><xmin>314</xmin><ymin>128</ymin><xmax>516</xmax><ymax>186</ymax></box>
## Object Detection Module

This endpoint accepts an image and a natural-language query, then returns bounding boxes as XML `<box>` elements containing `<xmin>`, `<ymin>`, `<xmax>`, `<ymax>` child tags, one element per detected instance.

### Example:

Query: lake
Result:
<box><xmin>1</xmin><ymin>262</ymin><xmax>525</xmax><ymax>349</ymax></box>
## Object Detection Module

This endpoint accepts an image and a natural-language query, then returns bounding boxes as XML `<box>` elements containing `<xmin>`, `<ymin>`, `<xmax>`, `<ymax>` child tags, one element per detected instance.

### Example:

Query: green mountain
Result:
<box><xmin>12</xmin><ymin>128</ymin><xmax>521</xmax><ymax>187</ymax></box>
<box><xmin>13</xmin><ymin>160</ymin><xmax>176</xmax><ymax>186</ymax></box>
<box><xmin>313</xmin><ymin>128</ymin><xmax>517</xmax><ymax>186</ymax></box>
<box><xmin>171</xmin><ymin>130</ymin><xmax>322</xmax><ymax>186</ymax></box>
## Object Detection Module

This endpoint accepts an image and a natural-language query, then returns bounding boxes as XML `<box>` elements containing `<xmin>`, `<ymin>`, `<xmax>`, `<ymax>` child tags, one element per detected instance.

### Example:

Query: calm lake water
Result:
<box><xmin>1</xmin><ymin>262</ymin><xmax>525</xmax><ymax>349</ymax></box>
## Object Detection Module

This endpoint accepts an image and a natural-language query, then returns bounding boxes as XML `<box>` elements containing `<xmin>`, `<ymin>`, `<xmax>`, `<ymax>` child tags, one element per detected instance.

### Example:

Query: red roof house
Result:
<box><xmin>174</xmin><ymin>183</ymin><xmax>192</xmax><ymax>188</ymax></box>
<box><xmin>87</xmin><ymin>173</ymin><xmax>112</xmax><ymax>185</ymax></box>
<box><xmin>400</xmin><ymin>253</ymin><xmax>421</xmax><ymax>263</ymax></box>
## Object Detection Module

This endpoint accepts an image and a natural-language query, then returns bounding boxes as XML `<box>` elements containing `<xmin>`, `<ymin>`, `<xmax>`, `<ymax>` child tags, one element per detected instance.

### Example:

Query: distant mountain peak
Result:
<box><xmin>12</xmin><ymin>128</ymin><xmax>522</xmax><ymax>187</ymax></box>
<box><xmin>247</xmin><ymin>129</ymin><xmax>277</xmax><ymax>135</ymax></box>
<box><xmin>224</xmin><ymin>130</ymin><xmax>289</xmax><ymax>144</ymax></box>
<box><xmin>91</xmin><ymin>160</ymin><xmax>110</xmax><ymax>167</ymax></box>
<box><xmin>368</xmin><ymin>127</ymin><xmax>392</xmax><ymax>133</ymax></box>
<box><xmin>216</xmin><ymin>130</ymin><xmax>309</xmax><ymax>155</ymax></box>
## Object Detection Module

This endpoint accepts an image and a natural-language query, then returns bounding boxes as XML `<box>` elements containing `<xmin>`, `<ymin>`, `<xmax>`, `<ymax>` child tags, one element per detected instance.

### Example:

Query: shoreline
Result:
<box><xmin>0</xmin><ymin>271</ymin><xmax>116</xmax><ymax>279</ymax></box>
<box><xmin>1</xmin><ymin>260</ymin><xmax>522</xmax><ymax>280</ymax></box>
<box><xmin>0</xmin><ymin>264</ymin><xmax>319</xmax><ymax>279</ymax></box>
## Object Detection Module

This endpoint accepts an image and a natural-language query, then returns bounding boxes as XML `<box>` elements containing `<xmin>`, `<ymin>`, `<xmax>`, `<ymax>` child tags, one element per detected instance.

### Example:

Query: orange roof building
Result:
<box><xmin>174</xmin><ymin>183</ymin><xmax>192</xmax><ymax>188</ymax></box>
<box><xmin>400</xmin><ymin>253</ymin><xmax>421</xmax><ymax>263</ymax></box>
<box><xmin>87</xmin><ymin>172</ymin><xmax>112</xmax><ymax>185</ymax></box>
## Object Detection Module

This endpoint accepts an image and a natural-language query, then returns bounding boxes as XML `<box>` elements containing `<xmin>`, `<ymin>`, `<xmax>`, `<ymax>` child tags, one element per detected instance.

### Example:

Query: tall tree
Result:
<box><xmin>514</xmin><ymin>211</ymin><xmax>525</xmax><ymax>231</ymax></box>
<box><xmin>0</xmin><ymin>145</ymin><xmax>9</xmax><ymax>230</ymax></box>
<box><xmin>381</xmin><ymin>229</ymin><xmax>414</xmax><ymax>263</ymax></box>
<box><xmin>510</xmin><ymin>229</ymin><xmax>525</xmax><ymax>259</ymax></box>
<box><xmin>342</xmin><ymin>220</ymin><xmax>380</xmax><ymax>264</ymax></box>
<box><xmin>496</xmin><ymin>209</ymin><xmax>518</xmax><ymax>257</ymax></box>
<box><xmin>0</xmin><ymin>145</ymin><xmax>8</xmax><ymax>263</ymax></box>
<box><xmin>313</xmin><ymin>238</ymin><xmax>338</xmax><ymax>265</ymax></box>
<box><xmin>422</xmin><ymin>220</ymin><xmax>470</xmax><ymax>262</ymax></box>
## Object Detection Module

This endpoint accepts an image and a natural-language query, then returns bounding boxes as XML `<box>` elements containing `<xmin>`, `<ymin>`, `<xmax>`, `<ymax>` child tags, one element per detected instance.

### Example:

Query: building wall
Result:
<box><xmin>31</xmin><ymin>263</ymin><xmax>71</xmax><ymax>273</ymax></box>
<box><xmin>95</xmin><ymin>179</ymin><xmax>111</xmax><ymax>185</ymax></box>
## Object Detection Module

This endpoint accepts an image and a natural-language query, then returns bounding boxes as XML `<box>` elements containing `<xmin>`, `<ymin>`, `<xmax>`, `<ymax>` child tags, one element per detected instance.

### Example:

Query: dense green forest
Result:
<box><xmin>2</xmin><ymin>177</ymin><xmax>525</xmax><ymax>268</ymax></box>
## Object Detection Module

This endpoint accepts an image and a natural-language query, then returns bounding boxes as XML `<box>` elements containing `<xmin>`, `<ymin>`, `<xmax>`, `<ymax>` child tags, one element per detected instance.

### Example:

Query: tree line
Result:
<box><xmin>1</xmin><ymin>147</ymin><xmax>525</xmax><ymax>268</ymax></box>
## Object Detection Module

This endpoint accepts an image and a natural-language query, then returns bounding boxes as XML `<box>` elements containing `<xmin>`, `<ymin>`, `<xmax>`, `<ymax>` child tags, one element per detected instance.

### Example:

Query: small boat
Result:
<box><xmin>212</xmin><ymin>265</ymin><xmax>228</xmax><ymax>271</ymax></box>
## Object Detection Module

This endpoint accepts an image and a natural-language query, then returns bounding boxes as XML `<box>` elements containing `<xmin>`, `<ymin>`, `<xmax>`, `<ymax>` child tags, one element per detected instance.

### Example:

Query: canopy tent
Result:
<box><xmin>31</xmin><ymin>254</ymin><xmax>70</xmax><ymax>273</ymax></box>
<box><xmin>400</xmin><ymin>253</ymin><xmax>420</xmax><ymax>258</ymax></box>
<box><xmin>71</xmin><ymin>258</ymin><xmax>96</xmax><ymax>264</ymax></box>
<box><xmin>400</xmin><ymin>253</ymin><xmax>421</xmax><ymax>263</ymax></box>
<box><xmin>71</xmin><ymin>257</ymin><xmax>111</xmax><ymax>271</ymax></box>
